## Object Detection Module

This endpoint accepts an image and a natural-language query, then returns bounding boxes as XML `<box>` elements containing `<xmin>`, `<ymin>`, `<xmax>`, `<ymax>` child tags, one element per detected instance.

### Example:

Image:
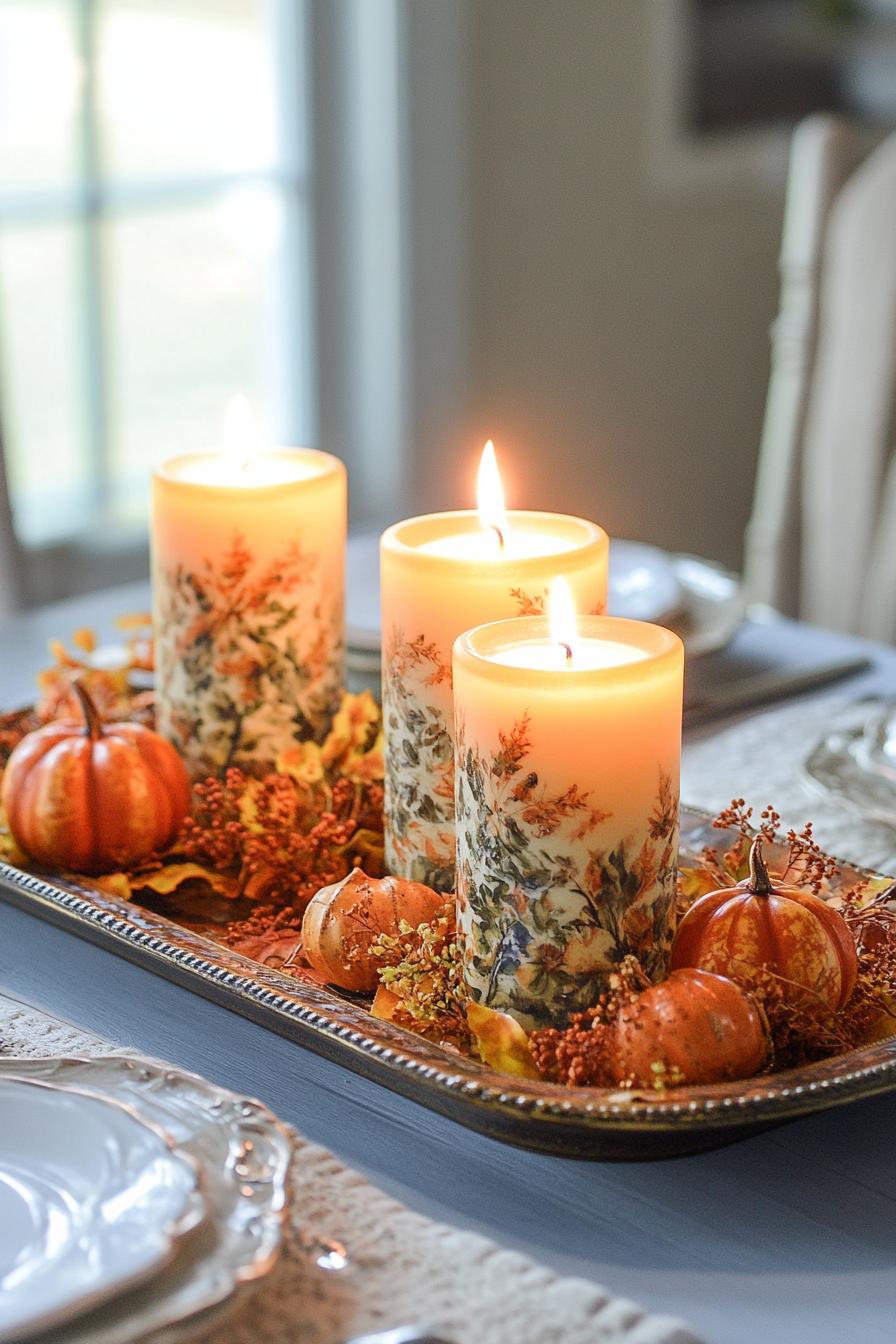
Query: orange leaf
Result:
<box><xmin>371</xmin><ymin>986</ymin><xmax>401</xmax><ymax>1022</ymax></box>
<box><xmin>93</xmin><ymin>872</ymin><xmax>133</xmax><ymax>900</ymax></box>
<box><xmin>129</xmin><ymin>862</ymin><xmax>239</xmax><ymax>900</ymax></box>
<box><xmin>466</xmin><ymin>1000</ymin><xmax>539</xmax><ymax>1078</ymax></box>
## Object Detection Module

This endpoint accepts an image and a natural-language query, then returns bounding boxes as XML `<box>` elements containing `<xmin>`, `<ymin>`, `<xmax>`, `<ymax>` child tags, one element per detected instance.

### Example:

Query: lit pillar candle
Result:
<box><xmin>151</xmin><ymin>397</ymin><xmax>346</xmax><ymax>777</ymax></box>
<box><xmin>380</xmin><ymin>443</ymin><xmax>609</xmax><ymax>891</ymax></box>
<box><xmin>453</xmin><ymin>583</ymin><xmax>683</xmax><ymax>1029</ymax></box>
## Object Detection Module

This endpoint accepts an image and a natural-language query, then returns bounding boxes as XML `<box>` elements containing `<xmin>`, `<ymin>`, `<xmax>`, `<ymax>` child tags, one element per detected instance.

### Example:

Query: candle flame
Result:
<box><xmin>477</xmin><ymin>440</ymin><xmax>509</xmax><ymax>550</ymax></box>
<box><xmin>549</xmin><ymin>578</ymin><xmax>579</xmax><ymax>664</ymax></box>
<box><xmin>221</xmin><ymin>394</ymin><xmax>260</xmax><ymax>473</ymax></box>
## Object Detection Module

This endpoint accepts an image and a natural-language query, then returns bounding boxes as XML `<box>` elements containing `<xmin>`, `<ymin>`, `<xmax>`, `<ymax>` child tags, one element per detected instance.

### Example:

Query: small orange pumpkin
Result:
<box><xmin>671</xmin><ymin>837</ymin><xmax>858</xmax><ymax>1011</ymax></box>
<box><xmin>613</xmin><ymin>967</ymin><xmax>770</xmax><ymax>1087</ymax></box>
<box><xmin>302</xmin><ymin>868</ymin><xmax>444</xmax><ymax>992</ymax></box>
<box><xmin>1</xmin><ymin>680</ymin><xmax>190</xmax><ymax>875</ymax></box>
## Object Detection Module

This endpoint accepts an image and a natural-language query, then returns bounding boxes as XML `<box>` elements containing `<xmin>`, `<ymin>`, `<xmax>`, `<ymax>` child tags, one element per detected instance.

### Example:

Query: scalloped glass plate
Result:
<box><xmin>0</xmin><ymin>1057</ymin><xmax>292</xmax><ymax>1344</ymax></box>
<box><xmin>0</xmin><ymin>1078</ymin><xmax>203</xmax><ymax>1343</ymax></box>
<box><xmin>0</xmin><ymin>806</ymin><xmax>893</xmax><ymax>1160</ymax></box>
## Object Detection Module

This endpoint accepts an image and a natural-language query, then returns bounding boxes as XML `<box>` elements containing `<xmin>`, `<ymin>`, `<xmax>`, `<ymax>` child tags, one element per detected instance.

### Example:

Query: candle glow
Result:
<box><xmin>477</xmin><ymin>440</ymin><xmax>509</xmax><ymax>552</ymax></box>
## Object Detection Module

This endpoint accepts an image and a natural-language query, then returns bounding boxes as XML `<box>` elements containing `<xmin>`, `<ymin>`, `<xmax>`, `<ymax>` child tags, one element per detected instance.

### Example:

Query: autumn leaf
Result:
<box><xmin>277</xmin><ymin>741</ymin><xmax>325</xmax><ymax>786</ymax></box>
<box><xmin>371</xmin><ymin>985</ymin><xmax>401</xmax><ymax>1021</ymax></box>
<box><xmin>678</xmin><ymin>863</ymin><xmax>720</xmax><ymax>904</ymax></box>
<box><xmin>72</xmin><ymin>627</ymin><xmax>97</xmax><ymax>653</ymax></box>
<box><xmin>129</xmin><ymin>863</ymin><xmax>239</xmax><ymax>900</ymax></box>
<box><xmin>93</xmin><ymin>872</ymin><xmax>133</xmax><ymax>900</ymax></box>
<box><xmin>466</xmin><ymin>1000</ymin><xmax>539</xmax><ymax>1078</ymax></box>
<box><xmin>321</xmin><ymin>691</ymin><xmax>381</xmax><ymax>767</ymax></box>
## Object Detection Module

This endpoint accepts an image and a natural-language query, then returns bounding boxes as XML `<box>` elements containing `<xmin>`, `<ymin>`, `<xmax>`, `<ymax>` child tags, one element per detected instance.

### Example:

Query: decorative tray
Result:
<box><xmin>2</xmin><ymin>805</ymin><xmax>895</xmax><ymax>1160</ymax></box>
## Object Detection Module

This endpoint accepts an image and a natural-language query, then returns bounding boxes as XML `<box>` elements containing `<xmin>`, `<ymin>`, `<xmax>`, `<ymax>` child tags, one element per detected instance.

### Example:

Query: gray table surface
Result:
<box><xmin>2</xmin><ymin>581</ymin><xmax>896</xmax><ymax>1344</ymax></box>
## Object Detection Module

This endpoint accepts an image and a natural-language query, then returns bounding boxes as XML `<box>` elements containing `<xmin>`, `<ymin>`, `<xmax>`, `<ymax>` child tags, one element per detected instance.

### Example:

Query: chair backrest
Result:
<box><xmin>744</xmin><ymin>115</ymin><xmax>896</xmax><ymax>641</ymax></box>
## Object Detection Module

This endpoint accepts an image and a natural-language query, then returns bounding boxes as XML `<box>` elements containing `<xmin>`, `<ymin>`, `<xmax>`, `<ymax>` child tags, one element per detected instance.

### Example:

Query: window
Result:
<box><xmin>0</xmin><ymin>0</ymin><xmax>313</xmax><ymax>550</ymax></box>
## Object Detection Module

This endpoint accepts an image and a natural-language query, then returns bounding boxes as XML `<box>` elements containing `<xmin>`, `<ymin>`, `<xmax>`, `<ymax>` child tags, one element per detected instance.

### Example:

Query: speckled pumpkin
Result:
<box><xmin>1</xmin><ymin>680</ymin><xmax>190</xmax><ymax>875</ymax></box>
<box><xmin>613</xmin><ymin>967</ymin><xmax>770</xmax><ymax>1087</ymax></box>
<box><xmin>670</xmin><ymin>837</ymin><xmax>858</xmax><ymax>1011</ymax></box>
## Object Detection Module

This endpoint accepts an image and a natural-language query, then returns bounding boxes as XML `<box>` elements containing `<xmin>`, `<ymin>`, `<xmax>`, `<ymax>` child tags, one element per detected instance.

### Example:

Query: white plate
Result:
<box><xmin>607</xmin><ymin>539</ymin><xmax>683</xmax><ymax>624</ymax></box>
<box><xmin>0</xmin><ymin>1056</ymin><xmax>293</xmax><ymax>1344</ymax></box>
<box><xmin>0</xmin><ymin>1078</ymin><xmax>202</xmax><ymax>1343</ymax></box>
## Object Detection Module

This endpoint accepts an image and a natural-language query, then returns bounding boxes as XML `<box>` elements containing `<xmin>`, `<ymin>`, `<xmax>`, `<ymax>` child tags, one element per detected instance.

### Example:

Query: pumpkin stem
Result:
<box><xmin>72</xmin><ymin>678</ymin><xmax>104</xmax><ymax>740</ymax></box>
<box><xmin>748</xmin><ymin>837</ymin><xmax>774</xmax><ymax>896</ymax></box>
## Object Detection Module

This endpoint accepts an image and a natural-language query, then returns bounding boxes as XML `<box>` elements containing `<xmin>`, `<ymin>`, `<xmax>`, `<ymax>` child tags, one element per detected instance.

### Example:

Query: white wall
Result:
<box><xmin>405</xmin><ymin>0</ymin><xmax>786</xmax><ymax>574</ymax></box>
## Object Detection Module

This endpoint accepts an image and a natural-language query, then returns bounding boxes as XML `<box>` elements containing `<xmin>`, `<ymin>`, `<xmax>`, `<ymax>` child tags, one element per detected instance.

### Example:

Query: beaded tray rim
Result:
<box><xmin>2</xmin><ymin>805</ymin><xmax>895</xmax><ymax>1159</ymax></box>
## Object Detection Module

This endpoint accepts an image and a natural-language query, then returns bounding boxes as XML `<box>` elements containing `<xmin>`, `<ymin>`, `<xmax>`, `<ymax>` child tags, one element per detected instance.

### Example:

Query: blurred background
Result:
<box><xmin>1</xmin><ymin>0</ymin><xmax>894</xmax><ymax>607</ymax></box>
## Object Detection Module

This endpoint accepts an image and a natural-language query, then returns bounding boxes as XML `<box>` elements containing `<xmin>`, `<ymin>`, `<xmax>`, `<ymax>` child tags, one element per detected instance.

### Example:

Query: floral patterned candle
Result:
<box><xmin>380</xmin><ymin>444</ymin><xmax>609</xmax><ymax>891</ymax></box>
<box><xmin>453</xmin><ymin>591</ymin><xmax>683</xmax><ymax>1029</ymax></box>
<box><xmin>151</xmin><ymin>404</ymin><xmax>346</xmax><ymax>777</ymax></box>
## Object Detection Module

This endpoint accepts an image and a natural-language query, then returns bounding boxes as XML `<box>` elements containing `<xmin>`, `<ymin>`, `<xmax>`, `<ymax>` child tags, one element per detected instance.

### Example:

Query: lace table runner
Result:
<box><xmin>0</xmin><ymin>997</ymin><xmax>697</xmax><ymax>1344</ymax></box>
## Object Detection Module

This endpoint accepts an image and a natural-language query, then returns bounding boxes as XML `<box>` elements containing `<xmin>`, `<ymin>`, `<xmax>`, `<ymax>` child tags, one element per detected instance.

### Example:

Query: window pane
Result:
<box><xmin>0</xmin><ymin>1</ymin><xmax>82</xmax><ymax>193</ymax></box>
<box><xmin>0</xmin><ymin>223</ymin><xmax>91</xmax><ymax>544</ymax></box>
<box><xmin>97</xmin><ymin>0</ymin><xmax>280</xmax><ymax>180</ymax></box>
<box><xmin>103</xmin><ymin>189</ymin><xmax>289</xmax><ymax>523</ymax></box>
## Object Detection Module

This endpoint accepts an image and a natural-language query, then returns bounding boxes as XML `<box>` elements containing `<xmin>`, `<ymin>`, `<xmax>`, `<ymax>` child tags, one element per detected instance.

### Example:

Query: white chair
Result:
<box><xmin>744</xmin><ymin>115</ymin><xmax>896</xmax><ymax>642</ymax></box>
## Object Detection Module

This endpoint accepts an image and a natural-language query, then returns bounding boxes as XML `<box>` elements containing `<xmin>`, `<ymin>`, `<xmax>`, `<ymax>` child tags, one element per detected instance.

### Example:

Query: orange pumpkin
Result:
<box><xmin>302</xmin><ymin>868</ymin><xmax>444</xmax><ymax>992</ymax></box>
<box><xmin>671</xmin><ymin>837</ymin><xmax>858</xmax><ymax>1011</ymax></box>
<box><xmin>1</xmin><ymin>680</ymin><xmax>190</xmax><ymax>875</ymax></box>
<box><xmin>613</xmin><ymin>967</ymin><xmax>770</xmax><ymax>1087</ymax></box>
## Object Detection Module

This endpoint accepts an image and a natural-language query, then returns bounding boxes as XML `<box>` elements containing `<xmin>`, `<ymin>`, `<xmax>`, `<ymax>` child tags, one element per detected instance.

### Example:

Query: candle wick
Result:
<box><xmin>559</xmin><ymin>641</ymin><xmax>573</xmax><ymax>663</ymax></box>
<box><xmin>489</xmin><ymin>524</ymin><xmax>505</xmax><ymax>551</ymax></box>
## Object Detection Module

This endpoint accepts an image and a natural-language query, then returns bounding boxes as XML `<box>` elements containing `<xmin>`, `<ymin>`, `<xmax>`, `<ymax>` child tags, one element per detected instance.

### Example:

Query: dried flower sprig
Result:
<box><xmin>372</xmin><ymin>906</ymin><xmax>469</xmax><ymax>1047</ymax></box>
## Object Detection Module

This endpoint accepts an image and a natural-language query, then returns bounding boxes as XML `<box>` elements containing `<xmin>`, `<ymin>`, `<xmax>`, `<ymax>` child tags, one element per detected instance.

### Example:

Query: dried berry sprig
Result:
<box><xmin>179</xmin><ymin>765</ymin><xmax>372</xmax><ymax>910</ymax></box>
<box><xmin>372</xmin><ymin>906</ymin><xmax>469</xmax><ymax>1047</ymax></box>
<box><xmin>709</xmin><ymin>799</ymin><xmax>837</xmax><ymax>894</ymax></box>
<box><xmin>529</xmin><ymin>956</ymin><xmax>646</xmax><ymax>1087</ymax></box>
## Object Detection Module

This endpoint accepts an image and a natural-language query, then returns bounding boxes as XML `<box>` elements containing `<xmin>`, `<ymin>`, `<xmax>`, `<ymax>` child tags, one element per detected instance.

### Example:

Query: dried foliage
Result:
<box><xmin>175</xmin><ymin>692</ymin><xmax>384</xmax><ymax>911</ymax></box>
<box><xmin>529</xmin><ymin>957</ymin><xmax>647</xmax><ymax>1088</ymax></box>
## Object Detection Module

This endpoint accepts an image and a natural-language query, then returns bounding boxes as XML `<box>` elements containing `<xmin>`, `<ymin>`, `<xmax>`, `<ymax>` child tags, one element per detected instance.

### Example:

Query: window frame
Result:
<box><xmin>0</xmin><ymin>0</ymin><xmax>314</xmax><ymax>601</ymax></box>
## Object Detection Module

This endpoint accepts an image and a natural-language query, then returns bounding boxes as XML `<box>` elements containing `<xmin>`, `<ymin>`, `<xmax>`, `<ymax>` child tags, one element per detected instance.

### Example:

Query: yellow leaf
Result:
<box><xmin>321</xmin><ymin>691</ymin><xmax>381</xmax><ymax>766</ymax></box>
<box><xmin>339</xmin><ymin>730</ymin><xmax>384</xmax><ymax>785</ymax></box>
<box><xmin>466</xmin><ymin>1000</ymin><xmax>539</xmax><ymax>1079</ymax></box>
<box><xmin>114</xmin><ymin>612</ymin><xmax>152</xmax><ymax>630</ymax></box>
<box><xmin>276</xmin><ymin>741</ymin><xmax>324</xmax><ymax>786</ymax></box>
<box><xmin>94</xmin><ymin>872</ymin><xmax>132</xmax><ymax>900</ymax></box>
<box><xmin>861</xmin><ymin>1010</ymin><xmax>896</xmax><ymax>1045</ymax></box>
<box><xmin>237</xmin><ymin>779</ymin><xmax>263</xmax><ymax>831</ymax></box>
<box><xmin>130</xmin><ymin>863</ymin><xmax>239</xmax><ymax>900</ymax></box>
<box><xmin>678</xmin><ymin>864</ymin><xmax>720</xmax><ymax>903</ymax></box>
<box><xmin>72</xmin><ymin>627</ymin><xmax>97</xmax><ymax>653</ymax></box>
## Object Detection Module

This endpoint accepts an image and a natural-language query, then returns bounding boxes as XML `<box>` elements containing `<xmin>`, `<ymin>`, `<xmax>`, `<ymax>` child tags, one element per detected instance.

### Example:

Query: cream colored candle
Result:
<box><xmin>453</xmin><ymin>603</ymin><xmax>683</xmax><ymax>1029</ymax></box>
<box><xmin>380</xmin><ymin>449</ymin><xmax>608</xmax><ymax>890</ymax></box>
<box><xmin>151</xmin><ymin>413</ymin><xmax>346</xmax><ymax>777</ymax></box>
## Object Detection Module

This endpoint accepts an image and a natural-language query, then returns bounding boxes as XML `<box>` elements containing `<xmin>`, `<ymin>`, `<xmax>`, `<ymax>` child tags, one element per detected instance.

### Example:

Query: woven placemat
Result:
<box><xmin>683</xmin><ymin>696</ymin><xmax>896</xmax><ymax>876</ymax></box>
<box><xmin>0</xmin><ymin>997</ymin><xmax>698</xmax><ymax>1344</ymax></box>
